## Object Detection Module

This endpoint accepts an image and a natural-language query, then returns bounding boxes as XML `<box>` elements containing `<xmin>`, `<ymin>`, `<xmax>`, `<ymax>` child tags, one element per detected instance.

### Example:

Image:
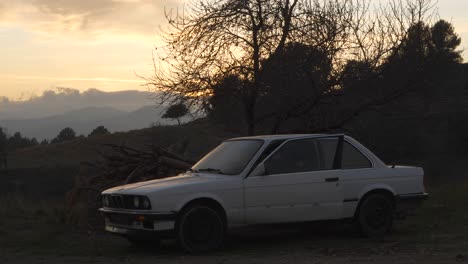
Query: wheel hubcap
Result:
<box><xmin>365</xmin><ymin>198</ymin><xmax>390</xmax><ymax>229</ymax></box>
<box><xmin>184</xmin><ymin>208</ymin><xmax>221</xmax><ymax>246</ymax></box>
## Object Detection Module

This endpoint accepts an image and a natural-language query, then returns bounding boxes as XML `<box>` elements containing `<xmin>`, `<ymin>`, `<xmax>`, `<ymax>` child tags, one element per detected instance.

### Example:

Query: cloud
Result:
<box><xmin>33</xmin><ymin>0</ymin><xmax>117</xmax><ymax>15</ymax></box>
<box><xmin>0</xmin><ymin>0</ymin><xmax>183</xmax><ymax>40</ymax></box>
<box><xmin>0</xmin><ymin>2</ymin><xmax>4</xmax><ymax>18</ymax></box>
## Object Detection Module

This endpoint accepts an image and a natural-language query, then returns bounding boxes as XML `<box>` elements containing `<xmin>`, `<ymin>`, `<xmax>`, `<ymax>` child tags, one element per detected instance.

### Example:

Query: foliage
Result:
<box><xmin>0</xmin><ymin>127</ymin><xmax>6</xmax><ymax>151</ymax></box>
<box><xmin>390</xmin><ymin>20</ymin><xmax>460</xmax><ymax>64</ymax></box>
<box><xmin>52</xmin><ymin>127</ymin><xmax>77</xmax><ymax>144</ymax></box>
<box><xmin>208</xmin><ymin>75</ymin><xmax>245</xmax><ymax>128</ymax></box>
<box><xmin>430</xmin><ymin>19</ymin><xmax>462</xmax><ymax>64</ymax></box>
<box><xmin>0</xmin><ymin>127</ymin><xmax>7</xmax><ymax>169</ymax></box>
<box><xmin>162</xmin><ymin>103</ymin><xmax>189</xmax><ymax>125</ymax></box>
<box><xmin>89</xmin><ymin>126</ymin><xmax>110</xmax><ymax>137</ymax></box>
<box><xmin>7</xmin><ymin>132</ymin><xmax>39</xmax><ymax>150</ymax></box>
<box><xmin>259</xmin><ymin>42</ymin><xmax>332</xmax><ymax>132</ymax></box>
<box><xmin>0</xmin><ymin>129</ymin><xmax>41</xmax><ymax>169</ymax></box>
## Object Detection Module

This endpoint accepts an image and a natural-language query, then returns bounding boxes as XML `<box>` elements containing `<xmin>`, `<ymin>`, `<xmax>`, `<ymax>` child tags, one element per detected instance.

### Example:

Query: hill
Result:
<box><xmin>6</xmin><ymin>119</ymin><xmax>235</xmax><ymax>169</ymax></box>
<box><xmin>1</xmin><ymin>119</ymin><xmax>236</xmax><ymax>198</ymax></box>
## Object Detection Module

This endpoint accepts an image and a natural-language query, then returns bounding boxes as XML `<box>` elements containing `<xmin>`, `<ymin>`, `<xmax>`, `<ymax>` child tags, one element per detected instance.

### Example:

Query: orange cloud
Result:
<box><xmin>0</xmin><ymin>0</ymin><xmax>183</xmax><ymax>39</ymax></box>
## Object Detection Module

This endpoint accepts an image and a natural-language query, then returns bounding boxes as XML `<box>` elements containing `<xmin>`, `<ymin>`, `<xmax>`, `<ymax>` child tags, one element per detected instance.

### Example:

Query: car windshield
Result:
<box><xmin>191</xmin><ymin>140</ymin><xmax>264</xmax><ymax>175</ymax></box>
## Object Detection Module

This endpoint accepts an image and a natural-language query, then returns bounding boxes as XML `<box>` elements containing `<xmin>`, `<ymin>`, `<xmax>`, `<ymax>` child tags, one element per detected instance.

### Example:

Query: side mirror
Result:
<box><xmin>250</xmin><ymin>163</ymin><xmax>266</xmax><ymax>177</ymax></box>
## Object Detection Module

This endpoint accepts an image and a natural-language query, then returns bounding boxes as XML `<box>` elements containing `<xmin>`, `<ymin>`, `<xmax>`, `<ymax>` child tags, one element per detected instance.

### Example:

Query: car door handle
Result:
<box><xmin>325</xmin><ymin>177</ymin><xmax>339</xmax><ymax>182</ymax></box>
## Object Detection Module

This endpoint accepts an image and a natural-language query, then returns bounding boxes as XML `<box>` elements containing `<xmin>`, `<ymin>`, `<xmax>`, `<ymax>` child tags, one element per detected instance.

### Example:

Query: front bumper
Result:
<box><xmin>99</xmin><ymin>208</ymin><xmax>177</xmax><ymax>237</ymax></box>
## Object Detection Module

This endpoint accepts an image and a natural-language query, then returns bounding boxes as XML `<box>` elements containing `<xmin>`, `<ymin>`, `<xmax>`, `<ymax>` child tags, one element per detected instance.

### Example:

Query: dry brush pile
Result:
<box><xmin>65</xmin><ymin>144</ymin><xmax>194</xmax><ymax>229</ymax></box>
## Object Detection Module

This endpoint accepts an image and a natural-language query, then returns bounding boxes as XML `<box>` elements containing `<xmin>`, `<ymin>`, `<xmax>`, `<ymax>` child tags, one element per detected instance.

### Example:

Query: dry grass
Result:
<box><xmin>0</xmin><ymin>192</ymin><xmax>128</xmax><ymax>256</ymax></box>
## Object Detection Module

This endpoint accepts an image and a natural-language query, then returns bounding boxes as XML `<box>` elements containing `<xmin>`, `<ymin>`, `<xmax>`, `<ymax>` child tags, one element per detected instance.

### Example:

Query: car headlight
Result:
<box><xmin>131</xmin><ymin>195</ymin><xmax>151</xmax><ymax>209</ymax></box>
<box><xmin>133</xmin><ymin>196</ymin><xmax>140</xmax><ymax>208</ymax></box>
<box><xmin>142</xmin><ymin>197</ymin><xmax>150</xmax><ymax>209</ymax></box>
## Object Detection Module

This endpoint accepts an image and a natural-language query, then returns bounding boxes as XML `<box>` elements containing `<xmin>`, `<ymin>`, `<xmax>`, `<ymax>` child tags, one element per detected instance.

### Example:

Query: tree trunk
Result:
<box><xmin>247</xmin><ymin>119</ymin><xmax>255</xmax><ymax>136</ymax></box>
<box><xmin>244</xmin><ymin>93</ymin><xmax>257</xmax><ymax>136</ymax></box>
<box><xmin>1</xmin><ymin>153</ymin><xmax>7</xmax><ymax>171</ymax></box>
<box><xmin>271</xmin><ymin>117</ymin><xmax>283</xmax><ymax>134</ymax></box>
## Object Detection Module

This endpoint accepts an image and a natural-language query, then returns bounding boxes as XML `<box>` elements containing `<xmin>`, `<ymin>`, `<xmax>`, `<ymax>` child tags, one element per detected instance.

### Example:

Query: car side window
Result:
<box><xmin>255</xmin><ymin>140</ymin><xmax>286</xmax><ymax>165</ymax></box>
<box><xmin>247</xmin><ymin>139</ymin><xmax>286</xmax><ymax>176</ymax></box>
<box><xmin>264</xmin><ymin>139</ymin><xmax>319</xmax><ymax>175</ymax></box>
<box><xmin>342</xmin><ymin>141</ymin><xmax>372</xmax><ymax>169</ymax></box>
<box><xmin>317</xmin><ymin>138</ymin><xmax>338</xmax><ymax>170</ymax></box>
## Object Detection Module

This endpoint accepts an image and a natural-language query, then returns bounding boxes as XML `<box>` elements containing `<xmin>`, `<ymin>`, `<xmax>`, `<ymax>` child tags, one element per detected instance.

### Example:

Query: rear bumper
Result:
<box><xmin>98</xmin><ymin>208</ymin><xmax>177</xmax><ymax>237</ymax></box>
<box><xmin>395</xmin><ymin>192</ymin><xmax>428</xmax><ymax>218</ymax></box>
<box><xmin>397</xmin><ymin>192</ymin><xmax>429</xmax><ymax>201</ymax></box>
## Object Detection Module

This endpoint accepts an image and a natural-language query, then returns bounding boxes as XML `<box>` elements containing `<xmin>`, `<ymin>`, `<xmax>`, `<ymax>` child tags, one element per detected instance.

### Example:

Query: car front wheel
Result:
<box><xmin>357</xmin><ymin>193</ymin><xmax>394</xmax><ymax>237</ymax></box>
<box><xmin>176</xmin><ymin>204</ymin><xmax>225</xmax><ymax>253</ymax></box>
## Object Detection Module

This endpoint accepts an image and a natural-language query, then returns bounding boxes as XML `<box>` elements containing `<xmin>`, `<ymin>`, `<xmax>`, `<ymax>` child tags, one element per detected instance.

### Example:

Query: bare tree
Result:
<box><xmin>147</xmin><ymin>0</ymin><xmax>437</xmax><ymax>135</ymax></box>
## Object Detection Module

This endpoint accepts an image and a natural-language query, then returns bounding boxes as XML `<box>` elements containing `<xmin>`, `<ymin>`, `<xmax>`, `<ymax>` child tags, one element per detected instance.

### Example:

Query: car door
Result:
<box><xmin>243</xmin><ymin>136</ymin><xmax>344</xmax><ymax>224</ymax></box>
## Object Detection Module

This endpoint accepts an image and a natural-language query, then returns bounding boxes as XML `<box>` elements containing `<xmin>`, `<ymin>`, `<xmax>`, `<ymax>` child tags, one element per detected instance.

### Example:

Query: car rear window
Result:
<box><xmin>342</xmin><ymin>141</ymin><xmax>372</xmax><ymax>169</ymax></box>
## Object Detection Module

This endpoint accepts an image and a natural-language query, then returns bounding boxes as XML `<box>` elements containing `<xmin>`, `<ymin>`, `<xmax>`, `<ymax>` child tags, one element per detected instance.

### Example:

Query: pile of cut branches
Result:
<box><xmin>65</xmin><ymin>144</ymin><xmax>193</xmax><ymax>229</ymax></box>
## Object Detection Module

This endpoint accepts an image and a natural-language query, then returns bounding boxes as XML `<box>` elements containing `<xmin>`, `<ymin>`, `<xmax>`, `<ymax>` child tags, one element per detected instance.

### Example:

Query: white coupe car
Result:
<box><xmin>100</xmin><ymin>134</ymin><xmax>428</xmax><ymax>252</ymax></box>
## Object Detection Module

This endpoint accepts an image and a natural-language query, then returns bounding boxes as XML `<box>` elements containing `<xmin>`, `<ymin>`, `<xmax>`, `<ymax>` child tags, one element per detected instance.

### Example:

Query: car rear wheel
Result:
<box><xmin>176</xmin><ymin>204</ymin><xmax>225</xmax><ymax>253</ymax></box>
<box><xmin>357</xmin><ymin>193</ymin><xmax>394</xmax><ymax>237</ymax></box>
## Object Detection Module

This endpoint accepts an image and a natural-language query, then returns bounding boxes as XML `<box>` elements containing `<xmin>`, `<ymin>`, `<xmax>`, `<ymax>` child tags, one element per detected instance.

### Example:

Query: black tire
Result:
<box><xmin>356</xmin><ymin>193</ymin><xmax>394</xmax><ymax>237</ymax></box>
<box><xmin>176</xmin><ymin>204</ymin><xmax>225</xmax><ymax>253</ymax></box>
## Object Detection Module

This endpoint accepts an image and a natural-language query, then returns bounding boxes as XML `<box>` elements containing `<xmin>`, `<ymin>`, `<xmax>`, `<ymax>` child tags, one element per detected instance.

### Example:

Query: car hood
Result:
<box><xmin>102</xmin><ymin>173</ymin><xmax>226</xmax><ymax>195</ymax></box>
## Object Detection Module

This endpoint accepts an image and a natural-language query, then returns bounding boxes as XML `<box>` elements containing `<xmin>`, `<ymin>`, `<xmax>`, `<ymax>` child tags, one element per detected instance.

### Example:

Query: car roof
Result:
<box><xmin>227</xmin><ymin>133</ymin><xmax>343</xmax><ymax>141</ymax></box>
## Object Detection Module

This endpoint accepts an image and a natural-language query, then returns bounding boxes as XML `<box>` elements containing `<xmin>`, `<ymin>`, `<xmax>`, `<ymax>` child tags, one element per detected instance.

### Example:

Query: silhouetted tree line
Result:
<box><xmin>0</xmin><ymin>127</ymin><xmax>7</xmax><ymax>169</ymax></box>
<box><xmin>148</xmin><ymin>0</ymin><xmax>457</xmax><ymax>135</ymax></box>
<box><xmin>51</xmin><ymin>126</ymin><xmax>113</xmax><ymax>143</ymax></box>
<box><xmin>89</xmin><ymin>126</ymin><xmax>110</xmax><ymax>137</ymax></box>
<box><xmin>344</xmin><ymin>19</ymin><xmax>466</xmax><ymax>160</ymax></box>
<box><xmin>0</xmin><ymin>125</ymin><xmax>114</xmax><ymax>169</ymax></box>
<box><xmin>0</xmin><ymin>128</ymin><xmax>39</xmax><ymax>169</ymax></box>
<box><xmin>51</xmin><ymin>127</ymin><xmax>77</xmax><ymax>144</ymax></box>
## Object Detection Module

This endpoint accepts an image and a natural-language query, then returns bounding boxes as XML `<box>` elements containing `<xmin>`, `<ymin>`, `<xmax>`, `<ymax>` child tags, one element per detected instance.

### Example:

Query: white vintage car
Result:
<box><xmin>100</xmin><ymin>134</ymin><xmax>428</xmax><ymax>252</ymax></box>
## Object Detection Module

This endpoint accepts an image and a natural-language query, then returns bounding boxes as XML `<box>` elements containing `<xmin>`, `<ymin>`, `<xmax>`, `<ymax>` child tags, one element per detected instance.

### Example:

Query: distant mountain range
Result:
<box><xmin>0</xmin><ymin>88</ymin><xmax>191</xmax><ymax>140</ymax></box>
<box><xmin>0</xmin><ymin>105</ymin><xmax>190</xmax><ymax>140</ymax></box>
<box><xmin>0</xmin><ymin>88</ymin><xmax>157</xmax><ymax>120</ymax></box>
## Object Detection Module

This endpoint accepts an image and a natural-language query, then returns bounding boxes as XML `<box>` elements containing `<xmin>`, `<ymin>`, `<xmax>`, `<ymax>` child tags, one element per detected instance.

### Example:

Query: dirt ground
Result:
<box><xmin>1</xmin><ymin>175</ymin><xmax>467</xmax><ymax>264</ymax></box>
<box><xmin>2</xmin><ymin>221</ymin><xmax>467</xmax><ymax>264</ymax></box>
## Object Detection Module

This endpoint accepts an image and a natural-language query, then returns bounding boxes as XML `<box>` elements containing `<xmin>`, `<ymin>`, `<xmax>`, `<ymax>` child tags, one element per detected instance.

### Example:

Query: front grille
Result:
<box><xmin>108</xmin><ymin>195</ymin><xmax>124</xmax><ymax>208</ymax></box>
<box><xmin>102</xmin><ymin>194</ymin><xmax>151</xmax><ymax>210</ymax></box>
<box><xmin>104</xmin><ymin>195</ymin><xmax>133</xmax><ymax>209</ymax></box>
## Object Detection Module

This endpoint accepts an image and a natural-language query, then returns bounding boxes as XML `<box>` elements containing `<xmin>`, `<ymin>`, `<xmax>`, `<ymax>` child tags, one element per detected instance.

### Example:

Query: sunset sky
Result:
<box><xmin>1</xmin><ymin>0</ymin><xmax>467</xmax><ymax>101</ymax></box>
